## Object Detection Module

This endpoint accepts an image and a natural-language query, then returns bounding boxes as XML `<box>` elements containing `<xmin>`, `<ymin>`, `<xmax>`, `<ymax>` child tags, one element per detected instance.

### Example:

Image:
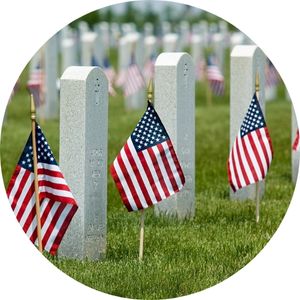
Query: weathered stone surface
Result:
<box><xmin>154</xmin><ymin>52</ymin><xmax>195</xmax><ymax>219</ymax></box>
<box><xmin>59</xmin><ymin>66</ymin><xmax>108</xmax><ymax>260</ymax></box>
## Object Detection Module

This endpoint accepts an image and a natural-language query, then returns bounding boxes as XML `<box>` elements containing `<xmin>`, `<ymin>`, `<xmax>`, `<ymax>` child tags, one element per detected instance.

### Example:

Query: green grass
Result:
<box><xmin>0</xmin><ymin>54</ymin><xmax>294</xmax><ymax>299</ymax></box>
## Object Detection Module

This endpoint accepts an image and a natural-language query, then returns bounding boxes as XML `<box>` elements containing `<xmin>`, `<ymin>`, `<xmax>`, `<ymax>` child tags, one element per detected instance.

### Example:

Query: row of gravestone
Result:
<box><xmin>57</xmin><ymin>46</ymin><xmax>299</xmax><ymax>260</ymax></box>
<box><xmin>28</xmin><ymin>20</ymin><xmax>253</xmax><ymax>120</ymax></box>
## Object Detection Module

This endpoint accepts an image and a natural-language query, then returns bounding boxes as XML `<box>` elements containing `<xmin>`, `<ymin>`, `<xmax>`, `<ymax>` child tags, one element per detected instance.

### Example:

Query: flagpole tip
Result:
<box><xmin>147</xmin><ymin>79</ymin><xmax>153</xmax><ymax>103</ymax></box>
<box><xmin>30</xmin><ymin>94</ymin><xmax>36</xmax><ymax>121</ymax></box>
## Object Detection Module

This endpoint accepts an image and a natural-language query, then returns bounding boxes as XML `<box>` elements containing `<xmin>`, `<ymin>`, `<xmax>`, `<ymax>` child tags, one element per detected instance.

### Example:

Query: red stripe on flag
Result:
<box><xmin>241</xmin><ymin>137</ymin><xmax>259</xmax><ymax>182</ymax></box>
<box><xmin>138</xmin><ymin>151</ymin><xmax>162</xmax><ymax>203</ymax></box>
<box><xmin>156</xmin><ymin>144</ymin><xmax>179</xmax><ymax>192</ymax></box>
<box><xmin>49</xmin><ymin>205</ymin><xmax>78</xmax><ymax>255</ymax></box>
<box><xmin>6</xmin><ymin>165</ymin><xmax>21</xmax><ymax>197</ymax></box>
<box><xmin>256</xmin><ymin>129</ymin><xmax>270</xmax><ymax>168</ymax></box>
<box><xmin>167</xmin><ymin>140</ymin><xmax>185</xmax><ymax>185</ymax></box>
<box><xmin>147</xmin><ymin>147</ymin><xmax>170</xmax><ymax>198</ymax></box>
<box><xmin>37</xmin><ymin>168</ymin><xmax>65</xmax><ymax>178</ymax></box>
<box><xmin>124</xmin><ymin>143</ymin><xmax>153</xmax><ymax>207</ymax></box>
<box><xmin>38</xmin><ymin>180</ymin><xmax>71</xmax><ymax>192</ymax></box>
<box><xmin>16</xmin><ymin>182</ymin><xmax>35</xmax><ymax>222</ymax></box>
<box><xmin>227</xmin><ymin>158</ymin><xmax>236</xmax><ymax>192</ymax></box>
<box><xmin>248</xmin><ymin>133</ymin><xmax>265</xmax><ymax>178</ymax></box>
<box><xmin>42</xmin><ymin>203</ymin><xmax>66</xmax><ymax>249</ymax></box>
<box><xmin>117</xmin><ymin>154</ymin><xmax>143</xmax><ymax>210</ymax></box>
<box><xmin>235</xmin><ymin>139</ymin><xmax>250</xmax><ymax>186</ymax></box>
<box><xmin>231</xmin><ymin>140</ymin><xmax>242</xmax><ymax>190</ymax></box>
<box><xmin>38</xmin><ymin>192</ymin><xmax>77</xmax><ymax>206</ymax></box>
<box><xmin>11</xmin><ymin>170</ymin><xmax>31</xmax><ymax>210</ymax></box>
<box><xmin>110</xmin><ymin>164</ymin><xmax>133</xmax><ymax>212</ymax></box>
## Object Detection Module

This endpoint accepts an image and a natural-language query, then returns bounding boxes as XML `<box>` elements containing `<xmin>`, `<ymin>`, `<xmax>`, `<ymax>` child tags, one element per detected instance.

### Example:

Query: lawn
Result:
<box><xmin>0</xmin><ymin>52</ymin><xmax>294</xmax><ymax>299</ymax></box>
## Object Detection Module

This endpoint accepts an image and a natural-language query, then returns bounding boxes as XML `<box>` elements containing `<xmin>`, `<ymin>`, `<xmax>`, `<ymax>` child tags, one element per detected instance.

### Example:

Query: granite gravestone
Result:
<box><xmin>154</xmin><ymin>52</ymin><xmax>195</xmax><ymax>219</ymax></box>
<box><xmin>59</xmin><ymin>66</ymin><xmax>108</xmax><ymax>260</ymax></box>
<box><xmin>230</xmin><ymin>45</ymin><xmax>266</xmax><ymax>200</ymax></box>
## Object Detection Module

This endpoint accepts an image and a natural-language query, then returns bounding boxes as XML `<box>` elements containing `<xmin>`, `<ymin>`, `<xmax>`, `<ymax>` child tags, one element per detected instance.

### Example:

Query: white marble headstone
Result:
<box><xmin>230</xmin><ymin>45</ymin><xmax>266</xmax><ymax>200</ymax></box>
<box><xmin>154</xmin><ymin>52</ymin><xmax>195</xmax><ymax>219</ymax></box>
<box><xmin>59</xmin><ymin>66</ymin><xmax>108</xmax><ymax>260</ymax></box>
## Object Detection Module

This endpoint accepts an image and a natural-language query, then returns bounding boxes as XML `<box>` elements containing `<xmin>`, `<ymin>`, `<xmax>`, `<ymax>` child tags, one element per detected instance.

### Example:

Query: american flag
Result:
<box><xmin>6</xmin><ymin>123</ymin><xmax>78</xmax><ymax>255</ymax></box>
<box><xmin>206</xmin><ymin>55</ymin><xmax>224</xmax><ymax>96</ymax></box>
<box><xmin>265</xmin><ymin>59</ymin><xmax>280</xmax><ymax>88</ymax></box>
<box><xmin>110</xmin><ymin>102</ymin><xmax>185</xmax><ymax>212</ymax></box>
<box><xmin>123</xmin><ymin>55</ymin><xmax>145</xmax><ymax>97</ymax></box>
<box><xmin>293</xmin><ymin>129</ymin><xmax>300</xmax><ymax>151</ymax></box>
<box><xmin>228</xmin><ymin>93</ymin><xmax>273</xmax><ymax>192</ymax></box>
<box><xmin>27</xmin><ymin>67</ymin><xmax>44</xmax><ymax>107</ymax></box>
<box><xmin>143</xmin><ymin>55</ymin><xmax>155</xmax><ymax>83</ymax></box>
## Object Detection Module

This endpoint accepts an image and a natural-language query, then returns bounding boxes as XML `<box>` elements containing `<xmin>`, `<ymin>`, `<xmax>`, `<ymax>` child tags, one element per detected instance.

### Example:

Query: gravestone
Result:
<box><xmin>80</xmin><ymin>32</ymin><xmax>97</xmax><ymax>66</ymax></box>
<box><xmin>59</xmin><ymin>66</ymin><xmax>108</xmax><ymax>260</ymax></box>
<box><xmin>162</xmin><ymin>21</ymin><xmax>171</xmax><ymax>35</ymax></box>
<box><xmin>94</xmin><ymin>22</ymin><xmax>110</xmax><ymax>63</ymax></box>
<box><xmin>163</xmin><ymin>33</ymin><xmax>179</xmax><ymax>52</ymax></box>
<box><xmin>179</xmin><ymin>21</ymin><xmax>190</xmax><ymax>50</ymax></box>
<box><xmin>44</xmin><ymin>34</ymin><xmax>59</xmax><ymax>119</ymax></box>
<box><xmin>191</xmin><ymin>35</ymin><xmax>203</xmax><ymax>62</ymax></box>
<box><xmin>144</xmin><ymin>35</ymin><xmax>157</xmax><ymax>63</ymax></box>
<box><xmin>154</xmin><ymin>52</ymin><xmax>195</xmax><ymax>219</ymax></box>
<box><xmin>144</xmin><ymin>22</ymin><xmax>154</xmax><ymax>37</ymax></box>
<box><xmin>199</xmin><ymin>20</ymin><xmax>209</xmax><ymax>47</ymax></box>
<box><xmin>119</xmin><ymin>32</ymin><xmax>145</xmax><ymax>110</ymax></box>
<box><xmin>110</xmin><ymin>22</ymin><xmax>120</xmax><ymax>48</ymax></box>
<box><xmin>230</xmin><ymin>45</ymin><xmax>266</xmax><ymax>200</ymax></box>
<box><xmin>212</xmin><ymin>33</ymin><xmax>225</xmax><ymax>72</ymax></box>
<box><xmin>61</xmin><ymin>38</ymin><xmax>78</xmax><ymax>73</ymax></box>
<box><xmin>292</xmin><ymin>105</ymin><xmax>300</xmax><ymax>184</ymax></box>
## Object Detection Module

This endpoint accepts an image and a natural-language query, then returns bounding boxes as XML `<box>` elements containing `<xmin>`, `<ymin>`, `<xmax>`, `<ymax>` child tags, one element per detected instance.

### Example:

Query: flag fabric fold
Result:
<box><xmin>27</xmin><ymin>66</ymin><xmax>44</xmax><ymax>107</ymax></box>
<box><xmin>6</xmin><ymin>123</ymin><xmax>78</xmax><ymax>255</ymax></box>
<box><xmin>227</xmin><ymin>93</ymin><xmax>273</xmax><ymax>192</ymax></box>
<box><xmin>110</xmin><ymin>102</ymin><xmax>185</xmax><ymax>211</ymax></box>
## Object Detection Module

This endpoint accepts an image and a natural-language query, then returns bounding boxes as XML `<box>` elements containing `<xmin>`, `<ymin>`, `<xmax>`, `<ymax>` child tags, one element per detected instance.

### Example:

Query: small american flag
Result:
<box><xmin>265</xmin><ymin>59</ymin><xmax>280</xmax><ymax>88</ymax></box>
<box><xmin>123</xmin><ymin>55</ymin><xmax>145</xmax><ymax>97</ymax></box>
<box><xmin>293</xmin><ymin>129</ymin><xmax>300</xmax><ymax>151</ymax></box>
<box><xmin>110</xmin><ymin>102</ymin><xmax>185</xmax><ymax>211</ymax></box>
<box><xmin>27</xmin><ymin>67</ymin><xmax>44</xmax><ymax>107</ymax></box>
<box><xmin>6</xmin><ymin>123</ymin><xmax>78</xmax><ymax>254</ymax></box>
<box><xmin>206</xmin><ymin>55</ymin><xmax>224</xmax><ymax>96</ymax></box>
<box><xmin>228</xmin><ymin>93</ymin><xmax>273</xmax><ymax>192</ymax></box>
<box><xmin>143</xmin><ymin>55</ymin><xmax>155</xmax><ymax>83</ymax></box>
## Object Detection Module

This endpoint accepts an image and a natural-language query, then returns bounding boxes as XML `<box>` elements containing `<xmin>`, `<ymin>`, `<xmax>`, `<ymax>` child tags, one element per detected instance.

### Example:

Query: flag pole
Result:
<box><xmin>30</xmin><ymin>94</ymin><xmax>43</xmax><ymax>252</ymax></box>
<box><xmin>138</xmin><ymin>79</ymin><xmax>154</xmax><ymax>262</ymax></box>
<box><xmin>255</xmin><ymin>72</ymin><xmax>260</xmax><ymax>223</ymax></box>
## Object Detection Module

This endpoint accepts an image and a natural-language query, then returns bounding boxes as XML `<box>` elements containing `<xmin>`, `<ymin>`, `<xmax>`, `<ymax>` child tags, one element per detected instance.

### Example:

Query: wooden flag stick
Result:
<box><xmin>30</xmin><ymin>94</ymin><xmax>43</xmax><ymax>252</ymax></box>
<box><xmin>138</xmin><ymin>80</ymin><xmax>154</xmax><ymax>262</ymax></box>
<box><xmin>255</xmin><ymin>72</ymin><xmax>260</xmax><ymax>223</ymax></box>
<box><xmin>139</xmin><ymin>209</ymin><xmax>145</xmax><ymax>262</ymax></box>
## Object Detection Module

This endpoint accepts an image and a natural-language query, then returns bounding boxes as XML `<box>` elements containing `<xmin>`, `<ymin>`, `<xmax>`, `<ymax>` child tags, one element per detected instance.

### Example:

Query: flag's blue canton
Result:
<box><xmin>18</xmin><ymin>124</ymin><xmax>57</xmax><ymax>172</ymax></box>
<box><xmin>240</xmin><ymin>94</ymin><xmax>266</xmax><ymax>138</ymax></box>
<box><xmin>131</xmin><ymin>103</ymin><xmax>169</xmax><ymax>152</ymax></box>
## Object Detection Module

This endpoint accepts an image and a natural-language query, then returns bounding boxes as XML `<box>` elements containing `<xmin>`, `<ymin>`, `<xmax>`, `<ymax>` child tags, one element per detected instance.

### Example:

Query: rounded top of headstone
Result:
<box><xmin>155</xmin><ymin>52</ymin><xmax>193</xmax><ymax>66</ymax></box>
<box><xmin>163</xmin><ymin>33</ymin><xmax>179</xmax><ymax>42</ymax></box>
<box><xmin>61</xmin><ymin>66</ymin><xmax>108</xmax><ymax>84</ymax></box>
<box><xmin>144</xmin><ymin>35</ymin><xmax>157</xmax><ymax>45</ymax></box>
<box><xmin>231</xmin><ymin>45</ymin><xmax>260</xmax><ymax>58</ymax></box>
<box><xmin>81</xmin><ymin>32</ymin><xmax>97</xmax><ymax>42</ymax></box>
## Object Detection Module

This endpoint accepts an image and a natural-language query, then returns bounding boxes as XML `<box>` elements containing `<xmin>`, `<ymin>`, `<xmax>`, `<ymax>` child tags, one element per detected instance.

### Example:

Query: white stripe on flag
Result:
<box><xmin>127</xmin><ymin>139</ymin><xmax>157</xmax><ymax>205</ymax></box>
<box><xmin>113</xmin><ymin>157</ymin><xmax>138</xmax><ymax>211</ymax></box>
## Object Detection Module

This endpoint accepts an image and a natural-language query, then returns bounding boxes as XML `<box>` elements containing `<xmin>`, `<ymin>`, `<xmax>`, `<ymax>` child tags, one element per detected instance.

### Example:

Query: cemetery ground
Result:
<box><xmin>1</xmin><ymin>60</ymin><xmax>294</xmax><ymax>299</ymax></box>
